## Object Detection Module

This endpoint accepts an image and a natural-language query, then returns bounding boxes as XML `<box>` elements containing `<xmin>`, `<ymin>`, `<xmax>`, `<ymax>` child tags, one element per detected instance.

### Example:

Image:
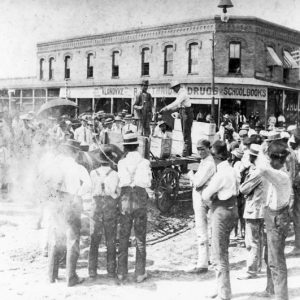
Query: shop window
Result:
<box><xmin>64</xmin><ymin>56</ymin><xmax>71</xmax><ymax>79</ymax></box>
<box><xmin>95</xmin><ymin>98</ymin><xmax>112</xmax><ymax>113</ymax></box>
<box><xmin>87</xmin><ymin>53</ymin><xmax>94</xmax><ymax>78</ymax></box>
<box><xmin>39</xmin><ymin>58</ymin><xmax>45</xmax><ymax>80</ymax></box>
<box><xmin>188</xmin><ymin>43</ymin><xmax>199</xmax><ymax>74</ymax></box>
<box><xmin>113</xmin><ymin>98</ymin><xmax>132</xmax><ymax>114</ymax></box>
<box><xmin>112</xmin><ymin>51</ymin><xmax>119</xmax><ymax>78</ymax></box>
<box><xmin>229</xmin><ymin>42</ymin><xmax>241</xmax><ymax>74</ymax></box>
<box><xmin>164</xmin><ymin>45</ymin><xmax>173</xmax><ymax>75</ymax></box>
<box><xmin>49</xmin><ymin>57</ymin><xmax>54</xmax><ymax>80</ymax></box>
<box><xmin>141</xmin><ymin>48</ymin><xmax>150</xmax><ymax>76</ymax></box>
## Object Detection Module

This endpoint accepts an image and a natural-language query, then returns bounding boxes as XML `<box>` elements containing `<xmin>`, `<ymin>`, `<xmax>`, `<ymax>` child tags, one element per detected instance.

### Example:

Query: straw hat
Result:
<box><xmin>123</xmin><ymin>132</ymin><xmax>139</xmax><ymax>145</ymax></box>
<box><xmin>232</xmin><ymin>148</ymin><xmax>244</xmax><ymax>159</ymax></box>
<box><xmin>249</xmin><ymin>144</ymin><xmax>261</xmax><ymax>157</ymax></box>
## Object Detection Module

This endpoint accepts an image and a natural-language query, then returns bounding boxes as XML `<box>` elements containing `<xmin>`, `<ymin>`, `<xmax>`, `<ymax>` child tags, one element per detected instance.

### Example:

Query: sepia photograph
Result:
<box><xmin>1</xmin><ymin>0</ymin><xmax>300</xmax><ymax>299</ymax></box>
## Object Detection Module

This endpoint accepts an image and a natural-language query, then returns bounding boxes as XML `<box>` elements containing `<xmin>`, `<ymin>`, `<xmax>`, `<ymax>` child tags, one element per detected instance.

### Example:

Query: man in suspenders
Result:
<box><xmin>117</xmin><ymin>132</ymin><xmax>152</xmax><ymax>283</ymax></box>
<box><xmin>88</xmin><ymin>148</ymin><xmax>120</xmax><ymax>278</ymax></box>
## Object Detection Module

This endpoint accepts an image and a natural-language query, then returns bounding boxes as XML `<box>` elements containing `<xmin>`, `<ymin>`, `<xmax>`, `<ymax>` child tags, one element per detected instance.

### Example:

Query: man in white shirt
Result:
<box><xmin>255</xmin><ymin>141</ymin><xmax>291</xmax><ymax>300</ymax></box>
<box><xmin>187</xmin><ymin>139</ymin><xmax>216</xmax><ymax>273</ymax></box>
<box><xmin>117</xmin><ymin>132</ymin><xmax>152</xmax><ymax>283</ymax></box>
<box><xmin>88</xmin><ymin>148</ymin><xmax>120</xmax><ymax>279</ymax></box>
<box><xmin>122</xmin><ymin>114</ymin><xmax>137</xmax><ymax>134</ymax></box>
<box><xmin>74</xmin><ymin>115</ymin><xmax>93</xmax><ymax>146</ymax></box>
<box><xmin>202</xmin><ymin>140</ymin><xmax>238</xmax><ymax>300</ymax></box>
<box><xmin>47</xmin><ymin>139</ymin><xmax>92</xmax><ymax>287</ymax></box>
<box><xmin>160</xmin><ymin>81</ymin><xmax>193</xmax><ymax>157</ymax></box>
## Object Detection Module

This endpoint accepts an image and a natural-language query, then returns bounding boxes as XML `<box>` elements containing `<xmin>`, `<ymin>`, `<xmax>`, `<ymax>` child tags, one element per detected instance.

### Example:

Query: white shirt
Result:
<box><xmin>202</xmin><ymin>160</ymin><xmax>238</xmax><ymax>201</ymax></box>
<box><xmin>90</xmin><ymin>166</ymin><xmax>120</xmax><ymax>199</ymax></box>
<box><xmin>167</xmin><ymin>87</ymin><xmax>191</xmax><ymax>110</ymax></box>
<box><xmin>256</xmin><ymin>154</ymin><xmax>291</xmax><ymax>210</ymax></box>
<box><xmin>118</xmin><ymin>151</ymin><xmax>152</xmax><ymax>188</ymax></box>
<box><xmin>153</xmin><ymin>126</ymin><xmax>172</xmax><ymax>139</ymax></box>
<box><xmin>74</xmin><ymin>125</ymin><xmax>93</xmax><ymax>146</ymax></box>
<box><xmin>55</xmin><ymin>154</ymin><xmax>92</xmax><ymax>199</ymax></box>
<box><xmin>190</xmin><ymin>155</ymin><xmax>216</xmax><ymax>190</ymax></box>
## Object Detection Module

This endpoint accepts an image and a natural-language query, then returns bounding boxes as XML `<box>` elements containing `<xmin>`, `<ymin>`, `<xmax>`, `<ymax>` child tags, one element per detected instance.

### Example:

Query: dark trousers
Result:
<box><xmin>88</xmin><ymin>197</ymin><xmax>118</xmax><ymax>277</ymax></box>
<box><xmin>264</xmin><ymin>206</ymin><xmax>289</xmax><ymax>300</ymax></box>
<box><xmin>48</xmin><ymin>196</ymin><xmax>81</xmax><ymax>285</ymax></box>
<box><xmin>117</xmin><ymin>208</ymin><xmax>147</xmax><ymax>276</ymax></box>
<box><xmin>180</xmin><ymin>107</ymin><xmax>193</xmax><ymax>156</ymax></box>
<box><xmin>211</xmin><ymin>198</ymin><xmax>238</xmax><ymax>300</ymax></box>
<box><xmin>141</xmin><ymin>117</ymin><xmax>151</xmax><ymax>137</ymax></box>
<box><xmin>293</xmin><ymin>190</ymin><xmax>300</xmax><ymax>249</ymax></box>
<box><xmin>245</xmin><ymin>219</ymin><xmax>264</xmax><ymax>275</ymax></box>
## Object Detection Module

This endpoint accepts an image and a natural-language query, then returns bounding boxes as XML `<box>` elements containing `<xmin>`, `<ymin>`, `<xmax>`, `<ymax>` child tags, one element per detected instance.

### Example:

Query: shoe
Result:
<box><xmin>136</xmin><ymin>273</ymin><xmax>147</xmax><ymax>283</ymax></box>
<box><xmin>67</xmin><ymin>275</ymin><xmax>84</xmax><ymax>287</ymax></box>
<box><xmin>237</xmin><ymin>273</ymin><xmax>258</xmax><ymax>280</ymax></box>
<box><xmin>188</xmin><ymin>267</ymin><xmax>208</xmax><ymax>274</ymax></box>
<box><xmin>255</xmin><ymin>290</ymin><xmax>274</xmax><ymax>298</ymax></box>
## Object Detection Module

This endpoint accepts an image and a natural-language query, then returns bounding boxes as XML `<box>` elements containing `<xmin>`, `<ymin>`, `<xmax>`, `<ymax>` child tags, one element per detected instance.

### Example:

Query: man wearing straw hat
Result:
<box><xmin>160</xmin><ymin>80</ymin><xmax>193</xmax><ymax>157</ymax></box>
<box><xmin>47</xmin><ymin>139</ymin><xmax>92</xmax><ymax>287</ymax></box>
<box><xmin>133</xmin><ymin>79</ymin><xmax>153</xmax><ymax>137</ymax></box>
<box><xmin>88</xmin><ymin>147</ymin><xmax>120</xmax><ymax>279</ymax></box>
<box><xmin>117</xmin><ymin>132</ymin><xmax>152</xmax><ymax>283</ymax></box>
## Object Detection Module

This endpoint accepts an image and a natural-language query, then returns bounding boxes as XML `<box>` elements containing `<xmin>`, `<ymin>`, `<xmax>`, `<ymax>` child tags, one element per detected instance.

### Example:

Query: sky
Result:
<box><xmin>0</xmin><ymin>0</ymin><xmax>300</xmax><ymax>79</ymax></box>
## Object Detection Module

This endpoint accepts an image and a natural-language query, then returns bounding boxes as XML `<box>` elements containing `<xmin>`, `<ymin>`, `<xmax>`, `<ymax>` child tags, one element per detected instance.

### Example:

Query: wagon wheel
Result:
<box><xmin>155</xmin><ymin>168</ymin><xmax>179</xmax><ymax>213</ymax></box>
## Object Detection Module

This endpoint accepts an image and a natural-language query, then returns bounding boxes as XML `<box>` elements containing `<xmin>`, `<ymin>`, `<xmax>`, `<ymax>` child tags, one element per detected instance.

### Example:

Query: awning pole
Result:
<box><xmin>265</xmin><ymin>98</ymin><xmax>268</xmax><ymax>130</ymax></box>
<box><xmin>218</xmin><ymin>98</ymin><xmax>221</xmax><ymax>128</ymax></box>
<box><xmin>297</xmin><ymin>92</ymin><xmax>300</xmax><ymax>126</ymax></box>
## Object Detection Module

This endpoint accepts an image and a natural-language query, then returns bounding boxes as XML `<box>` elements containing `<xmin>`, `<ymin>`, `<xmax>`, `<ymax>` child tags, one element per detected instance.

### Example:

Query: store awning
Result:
<box><xmin>190</xmin><ymin>98</ymin><xmax>218</xmax><ymax>105</ymax></box>
<box><xmin>266</xmin><ymin>47</ymin><xmax>283</xmax><ymax>67</ymax></box>
<box><xmin>283</xmin><ymin>50</ymin><xmax>298</xmax><ymax>69</ymax></box>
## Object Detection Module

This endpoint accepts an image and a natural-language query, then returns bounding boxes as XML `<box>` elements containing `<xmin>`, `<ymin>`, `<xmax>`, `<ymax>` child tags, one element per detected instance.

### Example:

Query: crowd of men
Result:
<box><xmin>188</xmin><ymin>118</ymin><xmax>300</xmax><ymax>300</ymax></box>
<box><xmin>1</xmin><ymin>78</ymin><xmax>300</xmax><ymax>299</ymax></box>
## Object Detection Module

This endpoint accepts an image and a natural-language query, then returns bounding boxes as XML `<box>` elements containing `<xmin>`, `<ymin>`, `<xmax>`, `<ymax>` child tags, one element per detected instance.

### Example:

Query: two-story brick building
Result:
<box><xmin>0</xmin><ymin>15</ymin><xmax>300</xmax><ymax>126</ymax></box>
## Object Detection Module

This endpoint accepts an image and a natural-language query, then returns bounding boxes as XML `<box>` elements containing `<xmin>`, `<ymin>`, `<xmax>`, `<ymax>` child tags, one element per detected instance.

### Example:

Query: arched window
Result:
<box><xmin>188</xmin><ymin>43</ymin><xmax>199</xmax><ymax>74</ymax></box>
<box><xmin>141</xmin><ymin>48</ymin><xmax>150</xmax><ymax>76</ymax></box>
<box><xmin>49</xmin><ymin>57</ymin><xmax>54</xmax><ymax>80</ymax></box>
<box><xmin>229</xmin><ymin>42</ymin><xmax>241</xmax><ymax>73</ymax></box>
<box><xmin>39</xmin><ymin>58</ymin><xmax>45</xmax><ymax>80</ymax></box>
<box><xmin>87</xmin><ymin>53</ymin><xmax>94</xmax><ymax>78</ymax></box>
<box><xmin>112</xmin><ymin>51</ymin><xmax>120</xmax><ymax>77</ymax></box>
<box><xmin>164</xmin><ymin>45</ymin><xmax>173</xmax><ymax>75</ymax></box>
<box><xmin>64</xmin><ymin>56</ymin><xmax>71</xmax><ymax>79</ymax></box>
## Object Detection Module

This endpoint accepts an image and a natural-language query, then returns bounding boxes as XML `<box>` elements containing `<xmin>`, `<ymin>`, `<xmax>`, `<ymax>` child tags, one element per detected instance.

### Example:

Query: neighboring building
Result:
<box><xmin>1</xmin><ymin>15</ymin><xmax>300</xmax><ymax>126</ymax></box>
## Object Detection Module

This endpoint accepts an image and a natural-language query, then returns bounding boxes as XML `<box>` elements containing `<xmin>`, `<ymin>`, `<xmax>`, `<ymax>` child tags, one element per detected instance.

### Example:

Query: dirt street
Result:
<box><xmin>1</xmin><ymin>198</ymin><xmax>300</xmax><ymax>300</ymax></box>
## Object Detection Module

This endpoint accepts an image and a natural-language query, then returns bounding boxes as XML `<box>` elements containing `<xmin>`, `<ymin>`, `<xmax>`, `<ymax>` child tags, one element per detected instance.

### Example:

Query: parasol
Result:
<box><xmin>37</xmin><ymin>98</ymin><xmax>78</xmax><ymax>115</ymax></box>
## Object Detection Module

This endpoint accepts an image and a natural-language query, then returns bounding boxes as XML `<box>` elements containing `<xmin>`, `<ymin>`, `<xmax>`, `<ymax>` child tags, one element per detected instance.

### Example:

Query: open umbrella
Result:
<box><xmin>37</xmin><ymin>98</ymin><xmax>78</xmax><ymax>115</ymax></box>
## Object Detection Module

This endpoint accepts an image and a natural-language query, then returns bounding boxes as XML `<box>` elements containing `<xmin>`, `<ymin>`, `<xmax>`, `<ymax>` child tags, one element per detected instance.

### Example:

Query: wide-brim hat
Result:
<box><xmin>104</xmin><ymin>117</ymin><xmax>114</xmax><ymax>125</ymax></box>
<box><xmin>123</xmin><ymin>132</ymin><xmax>139</xmax><ymax>145</ymax></box>
<box><xmin>239</xmin><ymin>129</ymin><xmax>248</xmax><ymax>137</ymax></box>
<box><xmin>158</xmin><ymin>120</ymin><xmax>166</xmax><ymax>127</ymax></box>
<box><xmin>249</xmin><ymin>144</ymin><xmax>261</xmax><ymax>156</ymax></box>
<box><xmin>123</xmin><ymin>114</ymin><xmax>133</xmax><ymax>120</ymax></box>
<box><xmin>80</xmin><ymin>115</ymin><xmax>89</xmax><ymax>122</ymax></box>
<box><xmin>241</xmin><ymin>124</ymin><xmax>250</xmax><ymax>130</ymax></box>
<box><xmin>60</xmin><ymin>139</ymin><xmax>82</xmax><ymax>151</ymax></box>
<box><xmin>99</xmin><ymin>148</ymin><xmax>114</xmax><ymax>163</ymax></box>
<box><xmin>170</xmin><ymin>80</ymin><xmax>181</xmax><ymax>89</ymax></box>
<box><xmin>20</xmin><ymin>113</ymin><xmax>33</xmax><ymax>120</ymax></box>
<box><xmin>141</xmin><ymin>79</ymin><xmax>149</xmax><ymax>86</ymax></box>
<box><xmin>114</xmin><ymin>116</ymin><xmax>122</xmax><ymax>122</ymax></box>
<box><xmin>266</xmin><ymin>131</ymin><xmax>282</xmax><ymax>142</ymax></box>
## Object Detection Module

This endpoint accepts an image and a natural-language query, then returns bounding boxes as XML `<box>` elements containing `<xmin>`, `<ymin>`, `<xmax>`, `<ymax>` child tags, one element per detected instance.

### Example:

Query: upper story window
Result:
<box><xmin>141</xmin><ymin>48</ymin><xmax>150</xmax><ymax>76</ymax></box>
<box><xmin>64</xmin><ymin>56</ymin><xmax>71</xmax><ymax>79</ymax></box>
<box><xmin>229</xmin><ymin>42</ymin><xmax>241</xmax><ymax>74</ymax></box>
<box><xmin>164</xmin><ymin>45</ymin><xmax>173</xmax><ymax>75</ymax></box>
<box><xmin>87</xmin><ymin>53</ymin><xmax>94</xmax><ymax>78</ymax></box>
<box><xmin>39</xmin><ymin>58</ymin><xmax>45</xmax><ymax>80</ymax></box>
<box><xmin>188</xmin><ymin>43</ymin><xmax>199</xmax><ymax>74</ymax></box>
<box><xmin>49</xmin><ymin>57</ymin><xmax>54</xmax><ymax>80</ymax></box>
<box><xmin>112</xmin><ymin>51</ymin><xmax>120</xmax><ymax>78</ymax></box>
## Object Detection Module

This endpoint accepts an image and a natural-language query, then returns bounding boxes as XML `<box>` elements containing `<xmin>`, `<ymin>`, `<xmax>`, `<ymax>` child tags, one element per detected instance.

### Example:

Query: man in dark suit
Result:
<box><xmin>133</xmin><ymin>80</ymin><xmax>153</xmax><ymax>137</ymax></box>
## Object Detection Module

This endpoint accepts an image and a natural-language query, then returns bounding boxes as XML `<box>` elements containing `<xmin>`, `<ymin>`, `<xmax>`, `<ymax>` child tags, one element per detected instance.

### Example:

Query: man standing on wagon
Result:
<box><xmin>133</xmin><ymin>79</ymin><xmax>153</xmax><ymax>137</ymax></box>
<box><xmin>160</xmin><ymin>81</ymin><xmax>194</xmax><ymax>157</ymax></box>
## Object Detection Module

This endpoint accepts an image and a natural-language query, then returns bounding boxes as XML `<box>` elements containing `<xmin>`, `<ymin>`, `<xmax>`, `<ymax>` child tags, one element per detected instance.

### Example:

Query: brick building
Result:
<box><xmin>1</xmin><ymin>15</ymin><xmax>300</xmax><ymax>126</ymax></box>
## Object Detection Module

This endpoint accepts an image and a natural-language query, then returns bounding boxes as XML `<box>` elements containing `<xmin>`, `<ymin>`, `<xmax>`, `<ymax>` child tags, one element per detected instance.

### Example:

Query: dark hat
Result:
<box><xmin>141</xmin><ymin>79</ymin><xmax>149</xmax><ymax>86</ymax></box>
<box><xmin>104</xmin><ymin>117</ymin><xmax>114</xmax><ymax>125</ymax></box>
<box><xmin>268</xmin><ymin>140</ymin><xmax>289</xmax><ymax>158</ymax></box>
<box><xmin>243</xmin><ymin>137</ymin><xmax>251</xmax><ymax>146</ymax></box>
<box><xmin>249</xmin><ymin>134</ymin><xmax>263</xmax><ymax>145</ymax></box>
<box><xmin>123</xmin><ymin>132</ymin><xmax>139</xmax><ymax>145</ymax></box>
<box><xmin>60</xmin><ymin>139</ymin><xmax>82</xmax><ymax>151</ymax></box>
<box><xmin>99</xmin><ymin>148</ymin><xmax>113</xmax><ymax>163</ymax></box>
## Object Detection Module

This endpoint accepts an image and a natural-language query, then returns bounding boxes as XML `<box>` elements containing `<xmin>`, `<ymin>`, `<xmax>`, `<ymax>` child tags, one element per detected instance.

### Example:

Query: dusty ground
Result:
<box><xmin>1</xmin><ymin>196</ymin><xmax>300</xmax><ymax>300</ymax></box>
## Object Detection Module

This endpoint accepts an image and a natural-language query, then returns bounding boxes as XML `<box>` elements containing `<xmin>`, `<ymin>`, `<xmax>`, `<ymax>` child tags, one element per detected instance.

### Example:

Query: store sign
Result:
<box><xmin>94</xmin><ymin>86</ymin><xmax>134</xmax><ymax>98</ymax></box>
<box><xmin>186</xmin><ymin>84</ymin><xmax>268</xmax><ymax>101</ymax></box>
